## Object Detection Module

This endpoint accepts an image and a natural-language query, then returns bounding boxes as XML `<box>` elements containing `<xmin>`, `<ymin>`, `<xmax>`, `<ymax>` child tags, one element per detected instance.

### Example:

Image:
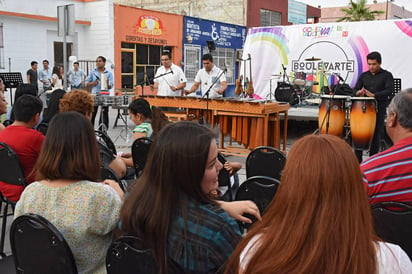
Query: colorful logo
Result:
<box><xmin>134</xmin><ymin>15</ymin><xmax>163</xmax><ymax>35</ymax></box>
<box><xmin>302</xmin><ymin>25</ymin><xmax>334</xmax><ymax>38</ymax></box>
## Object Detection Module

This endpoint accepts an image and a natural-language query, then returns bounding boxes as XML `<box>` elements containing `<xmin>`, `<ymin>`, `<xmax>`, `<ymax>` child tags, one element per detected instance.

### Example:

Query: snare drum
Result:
<box><xmin>92</xmin><ymin>94</ymin><xmax>103</xmax><ymax>106</ymax></box>
<box><xmin>113</xmin><ymin>95</ymin><xmax>132</xmax><ymax>108</ymax></box>
<box><xmin>350</xmin><ymin>97</ymin><xmax>376</xmax><ymax>150</ymax></box>
<box><xmin>318</xmin><ymin>95</ymin><xmax>350</xmax><ymax>136</ymax></box>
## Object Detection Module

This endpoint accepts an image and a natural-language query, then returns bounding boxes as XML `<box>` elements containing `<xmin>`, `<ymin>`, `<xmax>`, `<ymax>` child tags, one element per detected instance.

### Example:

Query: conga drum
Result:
<box><xmin>318</xmin><ymin>95</ymin><xmax>349</xmax><ymax>136</ymax></box>
<box><xmin>350</xmin><ymin>97</ymin><xmax>376</xmax><ymax>150</ymax></box>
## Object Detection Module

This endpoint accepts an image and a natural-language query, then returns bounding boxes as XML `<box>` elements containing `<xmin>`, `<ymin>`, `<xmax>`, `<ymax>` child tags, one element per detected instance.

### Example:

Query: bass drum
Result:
<box><xmin>275</xmin><ymin>82</ymin><xmax>299</xmax><ymax>105</ymax></box>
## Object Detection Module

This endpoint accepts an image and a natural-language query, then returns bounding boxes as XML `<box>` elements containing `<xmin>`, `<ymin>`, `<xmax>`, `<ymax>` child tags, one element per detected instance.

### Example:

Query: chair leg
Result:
<box><xmin>0</xmin><ymin>201</ymin><xmax>9</xmax><ymax>258</ymax></box>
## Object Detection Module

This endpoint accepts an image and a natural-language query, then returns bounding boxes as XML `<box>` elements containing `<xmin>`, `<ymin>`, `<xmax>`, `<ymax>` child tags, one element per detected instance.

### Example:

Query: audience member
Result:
<box><xmin>26</xmin><ymin>61</ymin><xmax>38</xmax><ymax>92</ymax></box>
<box><xmin>67</xmin><ymin>61</ymin><xmax>86</xmax><ymax>90</ymax></box>
<box><xmin>59</xmin><ymin>89</ymin><xmax>127</xmax><ymax>179</ymax></box>
<box><xmin>0</xmin><ymin>95</ymin><xmax>44</xmax><ymax>202</ymax></box>
<box><xmin>50</xmin><ymin>66</ymin><xmax>63</xmax><ymax>91</ymax></box>
<box><xmin>128</xmin><ymin>98</ymin><xmax>170</xmax><ymax>140</ymax></box>
<box><xmin>6</xmin><ymin>83</ymin><xmax>38</xmax><ymax>123</ymax></box>
<box><xmin>38</xmin><ymin>59</ymin><xmax>52</xmax><ymax>107</ymax></box>
<box><xmin>225</xmin><ymin>134</ymin><xmax>412</xmax><ymax>273</ymax></box>
<box><xmin>361</xmin><ymin>88</ymin><xmax>412</xmax><ymax>205</ymax></box>
<box><xmin>0</xmin><ymin>75</ymin><xmax>5</xmax><ymax>94</ymax></box>
<box><xmin>14</xmin><ymin>111</ymin><xmax>123</xmax><ymax>273</ymax></box>
<box><xmin>120</xmin><ymin>121</ymin><xmax>242</xmax><ymax>273</ymax></box>
<box><xmin>42</xmin><ymin>89</ymin><xmax>66</xmax><ymax>124</ymax></box>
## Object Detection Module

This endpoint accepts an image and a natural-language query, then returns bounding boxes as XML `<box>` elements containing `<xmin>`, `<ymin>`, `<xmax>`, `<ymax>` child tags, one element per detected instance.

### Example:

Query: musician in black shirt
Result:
<box><xmin>354</xmin><ymin>51</ymin><xmax>394</xmax><ymax>162</ymax></box>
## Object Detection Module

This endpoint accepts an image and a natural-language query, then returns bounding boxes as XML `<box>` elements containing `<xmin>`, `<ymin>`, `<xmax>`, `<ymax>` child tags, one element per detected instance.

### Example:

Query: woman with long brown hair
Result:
<box><xmin>120</xmin><ymin>121</ymin><xmax>242</xmax><ymax>273</ymax></box>
<box><xmin>225</xmin><ymin>134</ymin><xmax>411</xmax><ymax>274</ymax></box>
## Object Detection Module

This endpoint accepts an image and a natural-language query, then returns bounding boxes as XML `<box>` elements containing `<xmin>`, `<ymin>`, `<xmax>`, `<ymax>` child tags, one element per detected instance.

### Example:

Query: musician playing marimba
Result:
<box><xmin>184</xmin><ymin>53</ymin><xmax>227</xmax><ymax>98</ymax></box>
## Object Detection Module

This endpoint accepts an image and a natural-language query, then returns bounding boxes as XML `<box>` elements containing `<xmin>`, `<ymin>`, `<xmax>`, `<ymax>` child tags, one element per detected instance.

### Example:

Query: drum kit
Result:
<box><xmin>274</xmin><ymin>57</ymin><xmax>325</xmax><ymax>106</ymax></box>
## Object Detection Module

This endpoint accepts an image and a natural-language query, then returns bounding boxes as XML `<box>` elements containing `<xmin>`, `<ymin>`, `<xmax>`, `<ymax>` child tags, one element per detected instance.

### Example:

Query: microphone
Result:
<box><xmin>282</xmin><ymin>64</ymin><xmax>286</xmax><ymax>71</ymax></box>
<box><xmin>223</xmin><ymin>67</ymin><xmax>227</xmax><ymax>73</ymax></box>
<box><xmin>334</xmin><ymin>73</ymin><xmax>344</xmax><ymax>82</ymax></box>
<box><xmin>170</xmin><ymin>69</ymin><xmax>173</xmax><ymax>74</ymax></box>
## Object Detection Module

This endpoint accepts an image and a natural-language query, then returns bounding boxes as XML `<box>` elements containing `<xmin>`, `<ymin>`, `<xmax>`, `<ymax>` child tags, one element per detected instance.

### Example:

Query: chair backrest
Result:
<box><xmin>235</xmin><ymin>176</ymin><xmax>280</xmax><ymax>229</ymax></box>
<box><xmin>106</xmin><ymin>236</ymin><xmax>158</xmax><ymax>274</ymax></box>
<box><xmin>100</xmin><ymin>165</ymin><xmax>126</xmax><ymax>192</ymax></box>
<box><xmin>36</xmin><ymin>122</ymin><xmax>48</xmax><ymax>136</ymax></box>
<box><xmin>10</xmin><ymin>213</ymin><xmax>78</xmax><ymax>274</ymax></box>
<box><xmin>131</xmin><ymin>137</ymin><xmax>153</xmax><ymax>177</ymax></box>
<box><xmin>246</xmin><ymin>146</ymin><xmax>286</xmax><ymax>180</ymax></box>
<box><xmin>372</xmin><ymin>202</ymin><xmax>412</xmax><ymax>260</ymax></box>
<box><xmin>95</xmin><ymin>130</ymin><xmax>117</xmax><ymax>155</ymax></box>
<box><xmin>0</xmin><ymin>142</ymin><xmax>26</xmax><ymax>186</ymax></box>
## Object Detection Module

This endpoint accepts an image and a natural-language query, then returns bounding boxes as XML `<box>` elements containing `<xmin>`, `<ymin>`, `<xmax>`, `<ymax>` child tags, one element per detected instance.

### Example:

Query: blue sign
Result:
<box><xmin>184</xmin><ymin>16</ymin><xmax>246</xmax><ymax>48</ymax></box>
<box><xmin>288</xmin><ymin>0</ymin><xmax>307</xmax><ymax>25</ymax></box>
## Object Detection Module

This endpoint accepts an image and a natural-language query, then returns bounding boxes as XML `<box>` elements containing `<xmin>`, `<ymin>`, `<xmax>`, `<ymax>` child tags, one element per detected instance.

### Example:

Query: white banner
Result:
<box><xmin>242</xmin><ymin>19</ymin><xmax>412</xmax><ymax>99</ymax></box>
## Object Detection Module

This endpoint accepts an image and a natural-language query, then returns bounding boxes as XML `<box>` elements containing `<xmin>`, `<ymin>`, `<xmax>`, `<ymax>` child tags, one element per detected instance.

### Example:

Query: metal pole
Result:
<box><xmin>386</xmin><ymin>0</ymin><xmax>389</xmax><ymax>20</ymax></box>
<box><xmin>63</xmin><ymin>5</ymin><xmax>68</xmax><ymax>90</ymax></box>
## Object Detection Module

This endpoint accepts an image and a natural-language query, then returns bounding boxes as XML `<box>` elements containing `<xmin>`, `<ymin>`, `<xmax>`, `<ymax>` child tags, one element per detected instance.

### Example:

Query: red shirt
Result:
<box><xmin>0</xmin><ymin>125</ymin><xmax>44</xmax><ymax>202</ymax></box>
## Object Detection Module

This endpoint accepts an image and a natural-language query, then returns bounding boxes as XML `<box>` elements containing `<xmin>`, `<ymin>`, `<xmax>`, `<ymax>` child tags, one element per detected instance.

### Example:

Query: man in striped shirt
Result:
<box><xmin>360</xmin><ymin>88</ymin><xmax>412</xmax><ymax>204</ymax></box>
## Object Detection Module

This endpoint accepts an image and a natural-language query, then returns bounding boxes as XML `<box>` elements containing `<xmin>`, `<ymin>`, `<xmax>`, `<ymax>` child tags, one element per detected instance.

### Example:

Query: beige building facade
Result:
<box><xmin>320</xmin><ymin>2</ymin><xmax>412</xmax><ymax>23</ymax></box>
<box><xmin>115</xmin><ymin>0</ymin><xmax>246</xmax><ymax>25</ymax></box>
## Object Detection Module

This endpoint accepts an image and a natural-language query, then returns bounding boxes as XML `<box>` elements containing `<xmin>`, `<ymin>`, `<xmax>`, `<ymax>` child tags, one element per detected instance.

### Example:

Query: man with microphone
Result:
<box><xmin>185</xmin><ymin>53</ymin><xmax>227</xmax><ymax>98</ymax></box>
<box><xmin>353</xmin><ymin>51</ymin><xmax>394</xmax><ymax>162</ymax></box>
<box><xmin>151</xmin><ymin>51</ymin><xmax>186</xmax><ymax>96</ymax></box>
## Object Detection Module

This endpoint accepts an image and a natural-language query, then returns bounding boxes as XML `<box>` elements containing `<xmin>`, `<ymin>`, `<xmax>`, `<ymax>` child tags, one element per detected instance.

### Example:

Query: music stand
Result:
<box><xmin>0</xmin><ymin>72</ymin><xmax>24</xmax><ymax>105</ymax></box>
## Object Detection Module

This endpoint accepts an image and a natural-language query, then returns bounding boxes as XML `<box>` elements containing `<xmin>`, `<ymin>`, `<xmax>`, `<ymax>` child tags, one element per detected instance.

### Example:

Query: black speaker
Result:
<box><xmin>207</xmin><ymin>40</ymin><xmax>216</xmax><ymax>51</ymax></box>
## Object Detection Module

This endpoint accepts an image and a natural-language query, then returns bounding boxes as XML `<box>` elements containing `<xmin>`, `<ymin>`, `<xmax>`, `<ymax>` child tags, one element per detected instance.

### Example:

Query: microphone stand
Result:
<box><xmin>136</xmin><ymin>70</ymin><xmax>173</xmax><ymax>96</ymax></box>
<box><xmin>200</xmin><ymin>68</ymin><xmax>226</xmax><ymax>125</ymax></box>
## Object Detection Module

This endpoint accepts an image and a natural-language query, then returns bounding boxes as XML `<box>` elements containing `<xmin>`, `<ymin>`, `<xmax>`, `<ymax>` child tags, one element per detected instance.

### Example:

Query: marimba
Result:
<box><xmin>142</xmin><ymin>96</ymin><xmax>290</xmax><ymax>154</ymax></box>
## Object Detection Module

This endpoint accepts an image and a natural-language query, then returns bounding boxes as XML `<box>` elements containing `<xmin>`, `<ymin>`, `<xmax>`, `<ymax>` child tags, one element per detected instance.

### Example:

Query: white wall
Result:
<box><xmin>0</xmin><ymin>0</ymin><xmax>114</xmax><ymax>81</ymax></box>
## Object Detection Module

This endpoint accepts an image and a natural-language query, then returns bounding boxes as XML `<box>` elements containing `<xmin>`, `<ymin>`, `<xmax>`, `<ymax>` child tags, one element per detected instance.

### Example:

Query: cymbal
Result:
<box><xmin>304</xmin><ymin>57</ymin><xmax>321</xmax><ymax>61</ymax></box>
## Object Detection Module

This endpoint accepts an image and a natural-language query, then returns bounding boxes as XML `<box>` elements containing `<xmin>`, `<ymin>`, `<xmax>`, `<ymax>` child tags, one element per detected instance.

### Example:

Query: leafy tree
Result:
<box><xmin>337</xmin><ymin>0</ymin><xmax>384</xmax><ymax>22</ymax></box>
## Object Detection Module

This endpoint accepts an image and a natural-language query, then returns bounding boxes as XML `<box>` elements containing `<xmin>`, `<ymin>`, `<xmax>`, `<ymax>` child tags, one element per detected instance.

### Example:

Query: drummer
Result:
<box><xmin>150</xmin><ymin>51</ymin><xmax>187</xmax><ymax>97</ymax></box>
<box><xmin>354</xmin><ymin>51</ymin><xmax>394</xmax><ymax>162</ymax></box>
<box><xmin>85</xmin><ymin>56</ymin><xmax>114</xmax><ymax>130</ymax></box>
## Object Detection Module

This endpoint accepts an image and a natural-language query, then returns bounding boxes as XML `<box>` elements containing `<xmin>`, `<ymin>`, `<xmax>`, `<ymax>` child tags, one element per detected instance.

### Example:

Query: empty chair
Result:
<box><xmin>36</xmin><ymin>122</ymin><xmax>48</xmax><ymax>136</ymax></box>
<box><xmin>246</xmin><ymin>146</ymin><xmax>286</xmax><ymax>180</ymax></box>
<box><xmin>235</xmin><ymin>176</ymin><xmax>280</xmax><ymax>229</ymax></box>
<box><xmin>10</xmin><ymin>213</ymin><xmax>77</xmax><ymax>274</ymax></box>
<box><xmin>131</xmin><ymin>137</ymin><xmax>153</xmax><ymax>177</ymax></box>
<box><xmin>372</xmin><ymin>202</ymin><xmax>412</xmax><ymax>260</ymax></box>
<box><xmin>0</xmin><ymin>142</ymin><xmax>27</xmax><ymax>258</ymax></box>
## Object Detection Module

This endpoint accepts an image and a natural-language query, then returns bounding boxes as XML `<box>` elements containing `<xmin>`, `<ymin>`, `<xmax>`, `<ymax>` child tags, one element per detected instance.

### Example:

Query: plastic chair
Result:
<box><xmin>372</xmin><ymin>202</ymin><xmax>412</xmax><ymax>260</ymax></box>
<box><xmin>246</xmin><ymin>146</ymin><xmax>286</xmax><ymax>180</ymax></box>
<box><xmin>0</xmin><ymin>142</ymin><xmax>27</xmax><ymax>258</ymax></box>
<box><xmin>235</xmin><ymin>176</ymin><xmax>280</xmax><ymax>230</ymax></box>
<box><xmin>10</xmin><ymin>213</ymin><xmax>78</xmax><ymax>274</ymax></box>
<box><xmin>131</xmin><ymin>137</ymin><xmax>153</xmax><ymax>177</ymax></box>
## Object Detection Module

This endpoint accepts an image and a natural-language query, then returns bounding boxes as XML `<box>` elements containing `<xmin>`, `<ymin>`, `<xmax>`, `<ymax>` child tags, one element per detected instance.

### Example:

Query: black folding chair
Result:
<box><xmin>0</xmin><ymin>142</ymin><xmax>27</xmax><ymax>258</ymax></box>
<box><xmin>100</xmin><ymin>165</ymin><xmax>127</xmax><ymax>192</ymax></box>
<box><xmin>95</xmin><ymin>130</ymin><xmax>117</xmax><ymax>155</ymax></box>
<box><xmin>246</xmin><ymin>146</ymin><xmax>286</xmax><ymax>180</ymax></box>
<box><xmin>10</xmin><ymin>213</ymin><xmax>78</xmax><ymax>274</ymax></box>
<box><xmin>106</xmin><ymin>236</ymin><xmax>158</xmax><ymax>274</ymax></box>
<box><xmin>106</xmin><ymin>236</ymin><xmax>183</xmax><ymax>274</ymax></box>
<box><xmin>235</xmin><ymin>176</ymin><xmax>280</xmax><ymax>230</ymax></box>
<box><xmin>36</xmin><ymin>122</ymin><xmax>48</xmax><ymax>136</ymax></box>
<box><xmin>131</xmin><ymin>137</ymin><xmax>153</xmax><ymax>177</ymax></box>
<box><xmin>372</xmin><ymin>202</ymin><xmax>412</xmax><ymax>260</ymax></box>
